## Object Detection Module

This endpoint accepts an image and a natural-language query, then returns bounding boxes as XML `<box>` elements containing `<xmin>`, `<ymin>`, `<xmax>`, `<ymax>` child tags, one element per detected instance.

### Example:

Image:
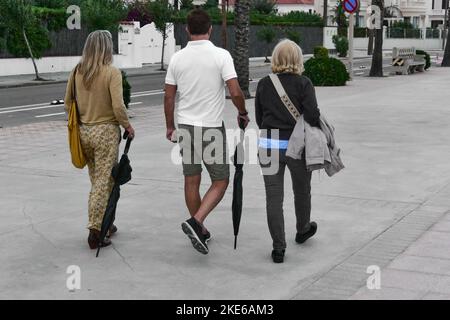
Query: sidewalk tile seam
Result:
<box><xmin>291</xmin><ymin>193</ymin><xmax>449</xmax><ymax>299</ymax></box>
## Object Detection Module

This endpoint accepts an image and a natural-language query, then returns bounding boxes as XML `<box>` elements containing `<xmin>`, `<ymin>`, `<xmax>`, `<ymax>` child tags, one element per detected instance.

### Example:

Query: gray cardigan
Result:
<box><xmin>286</xmin><ymin>114</ymin><xmax>344</xmax><ymax>177</ymax></box>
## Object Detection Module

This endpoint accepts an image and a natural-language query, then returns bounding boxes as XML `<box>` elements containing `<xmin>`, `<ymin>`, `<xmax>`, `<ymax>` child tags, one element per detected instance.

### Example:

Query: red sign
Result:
<box><xmin>343</xmin><ymin>0</ymin><xmax>359</xmax><ymax>14</ymax></box>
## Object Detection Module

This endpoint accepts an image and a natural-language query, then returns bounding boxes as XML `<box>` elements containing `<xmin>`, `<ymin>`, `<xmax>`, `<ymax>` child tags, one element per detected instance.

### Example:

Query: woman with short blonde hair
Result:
<box><xmin>271</xmin><ymin>39</ymin><xmax>305</xmax><ymax>75</ymax></box>
<box><xmin>65</xmin><ymin>30</ymin><xmax>135</xmax><ymax>250</ymax></box>
<box><xmin>255</xmin><ymin>39</ymin><xmax>320</xmax><ymax>263</ymax></box>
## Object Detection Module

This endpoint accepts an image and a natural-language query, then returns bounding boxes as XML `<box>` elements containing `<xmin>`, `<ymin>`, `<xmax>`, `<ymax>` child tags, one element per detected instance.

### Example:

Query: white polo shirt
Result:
<box><xmin>165</xmin><ymin>40</ymin><xmax>237</xmax><ymax>128</ymax></box>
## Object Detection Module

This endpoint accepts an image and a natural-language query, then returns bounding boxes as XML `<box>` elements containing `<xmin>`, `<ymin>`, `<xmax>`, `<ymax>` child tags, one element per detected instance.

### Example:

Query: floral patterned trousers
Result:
<box><xmin>79</xmin><ymin>123</ymin><xmax>120</xmax><ymax>231</ymax></box>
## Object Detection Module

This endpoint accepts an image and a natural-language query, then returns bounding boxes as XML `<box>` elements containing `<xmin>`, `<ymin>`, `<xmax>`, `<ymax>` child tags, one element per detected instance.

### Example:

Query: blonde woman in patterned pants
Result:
<box><xmin>65</xmin><ymin>30</ymin><xmax>135</xmax><ymax>250</ymax></box>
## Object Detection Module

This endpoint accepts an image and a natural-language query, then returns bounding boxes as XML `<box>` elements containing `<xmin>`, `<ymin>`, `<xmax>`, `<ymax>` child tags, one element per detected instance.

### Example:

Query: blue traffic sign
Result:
<box><xmin>343</xmin><ymin>0</ymin><xmax>359</xmax><ymax>14</ymax></box>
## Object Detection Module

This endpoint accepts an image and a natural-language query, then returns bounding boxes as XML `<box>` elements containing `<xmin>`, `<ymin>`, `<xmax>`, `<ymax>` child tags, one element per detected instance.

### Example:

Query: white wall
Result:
<box><xmin>140</xmin><ymin>22</ymin><xmax>176</xmax><ymax>65</ymax></box>
<box><xmin>0</xmin><ymin>21</ymin><xmax>177</xmax><ymax>76</ymax></box>
<box><xmin>276</xmin><ymin>4</ymin><xmax>315</xmax><ymax>14</ymax></box>
<box><xmin>353</xmin><ymin>37</ymin><xmax>443</xmax><ymax>50</ymax></box>
<box><xmin>323</xmin><ymin>27</ymin><xmax>338</xmax><ymax>49</ymax></box>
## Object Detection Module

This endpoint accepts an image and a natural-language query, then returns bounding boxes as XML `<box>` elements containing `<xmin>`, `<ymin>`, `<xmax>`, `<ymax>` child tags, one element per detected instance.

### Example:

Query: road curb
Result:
<box><xmin>0</xmin><ymin>70</ymin><xmax>167</xmax><ymax>89</ymax></box>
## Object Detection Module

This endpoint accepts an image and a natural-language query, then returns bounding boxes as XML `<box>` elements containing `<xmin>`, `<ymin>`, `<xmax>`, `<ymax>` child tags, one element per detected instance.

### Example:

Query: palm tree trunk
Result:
<box><xmin>221</xmin><ymin>0</ymin><xmax>228</xmax><ymax>49</ymax></box>
<box><xmin>160</xmin><ymin>27</ymin><xmax>166</xmax><ymax>71</ymax></box>
<box><xmin>442</xmin><ymin>28</ymin><xmax>450</xmax><ymax>67</ymax></box>
<box><xmin>368</xmin><ymin>28</ymin><xmax>374</xmax><ymax>55</ymax></box>
<box><xmin>369</xmin><ymin>0</ymin><xmax>384</xmax><ymax>77</ymax></box>
<box><xmin>234</xmin><ymin>0</ymin><xmax>251</xmax><ymax>98</ymax></box>
<box><xmin>22</xmin><ymin>28</ymin><xmax>43</xmax><ymax>81</ymax></box>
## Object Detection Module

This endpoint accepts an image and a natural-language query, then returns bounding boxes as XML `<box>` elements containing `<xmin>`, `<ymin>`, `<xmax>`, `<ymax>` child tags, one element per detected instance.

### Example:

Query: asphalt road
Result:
<box><xmin>0</xmin><ymin>59</ymin><xmax>391</xmax><ymax>128</ymax></box>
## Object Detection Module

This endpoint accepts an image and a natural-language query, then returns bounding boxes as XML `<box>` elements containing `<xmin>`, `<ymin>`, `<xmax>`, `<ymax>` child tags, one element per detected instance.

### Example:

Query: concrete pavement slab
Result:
<box><xmin>2</xmin><ymin>68</ymin><xmax>450</xmax><ymax>299</ymax></box>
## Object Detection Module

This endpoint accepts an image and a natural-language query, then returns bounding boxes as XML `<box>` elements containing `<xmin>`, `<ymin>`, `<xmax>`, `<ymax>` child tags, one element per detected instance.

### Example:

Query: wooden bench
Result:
<box><xmin>392</xmin><ymin>47</ymin><xmax>426</xmax><ymax>75</ymax></box>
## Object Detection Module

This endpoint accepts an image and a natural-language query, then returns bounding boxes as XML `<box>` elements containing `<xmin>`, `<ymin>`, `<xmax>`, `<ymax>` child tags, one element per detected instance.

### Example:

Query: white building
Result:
<box><xmin>315</xmin><ymin>0</ymin><xmax>448</xmax><ymax>29</ymax></box>
<box><xmin>226</xmin><ymin>0</ymin><xmax>315</xmax><ymax>13</ymax></box>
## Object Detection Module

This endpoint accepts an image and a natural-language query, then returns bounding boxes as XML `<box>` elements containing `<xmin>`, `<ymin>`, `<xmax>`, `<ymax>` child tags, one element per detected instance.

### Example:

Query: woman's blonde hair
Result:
<box><xmin>78</xmin><ymin>30</ymin><xmax>114</xmax><ymax>89</ymax></box>
<box><xmin>271</xmin><ymin>39</ymin><xmax>304</xmax><ymax>75</ymax></box>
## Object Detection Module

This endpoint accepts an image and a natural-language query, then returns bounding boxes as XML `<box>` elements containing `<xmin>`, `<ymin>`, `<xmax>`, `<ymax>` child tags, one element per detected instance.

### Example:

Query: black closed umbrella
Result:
<box><xmin>232</xmin><ymin>120</ymin><xmax>246</xmax><ymax>249</ymax></box>
<box><xmin>96</xmin><ymin>132</ymin><xmax>133</xmax><ymax>257</ymax></box>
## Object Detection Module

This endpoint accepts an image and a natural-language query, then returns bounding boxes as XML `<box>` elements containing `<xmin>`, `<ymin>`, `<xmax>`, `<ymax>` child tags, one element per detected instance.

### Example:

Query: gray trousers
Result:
<box><xmin>261</xmin><ymin>150</ymin><xmax>312</xmax><ymax>250</ymax></box>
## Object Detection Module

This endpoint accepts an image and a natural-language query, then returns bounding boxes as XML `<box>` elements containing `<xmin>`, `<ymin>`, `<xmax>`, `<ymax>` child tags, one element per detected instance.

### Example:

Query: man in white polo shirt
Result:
<box><xmin>164</xmin><ymin>9</ymin><xmax>249</xmax><ymax>255</ymax></box>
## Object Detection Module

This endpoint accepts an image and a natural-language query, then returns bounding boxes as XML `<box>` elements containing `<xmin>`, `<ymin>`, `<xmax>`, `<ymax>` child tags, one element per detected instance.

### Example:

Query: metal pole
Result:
<box><xmin>348</xmin><ymin>12</ymin><xmax>354</xmax><ymax>80</ymax></box>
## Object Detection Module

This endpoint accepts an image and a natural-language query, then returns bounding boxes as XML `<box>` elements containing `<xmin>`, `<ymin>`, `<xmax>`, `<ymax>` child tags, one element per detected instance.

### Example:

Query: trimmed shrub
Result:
<box><xmin>172</xmin><ymin>9</ymin><xmax>323</xmax><ymax>26</ymax></box>
<box><xmin>332</xmin><ymin>35</ymin><xmax>348</xmax><ymax>57</ymax></box>
<box><xmin>303</xmin><ymin>57</ymin><xmax>350</xmax><ymax>86</ymax></box>
<box><xmin>314</xmin><ymin>46</ymin><xmax>329</xmax><ymax>59</ymax></box>
<box><xmin>416</xmin><ymin>49</ymin><xmax>431</xmax><ymax>70</ymax></box>
<box><xmin>122</xmin><ymin>70</ymin><xmax>131</xmax><ymax>109</ymax></box>
<box><xmin>285</xmin><ymin>28</ymin><xmax>301</xmax><ymax>45</ymax></box>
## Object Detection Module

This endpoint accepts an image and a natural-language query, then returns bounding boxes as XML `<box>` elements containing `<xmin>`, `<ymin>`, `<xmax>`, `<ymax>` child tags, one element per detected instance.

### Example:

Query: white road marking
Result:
<box><xmin>131</xmin><ymin>91</ymin><xmax>165</xmax><ymax>98</ymax></box>
<box><xmin>35</xmin><ymin>112</ymin><xmax>66</xmax><ymax>118</ymax></box>
<box><xmin>0</xmin><ymin>104</ymin><xmax>63</xmax><ymax>115</ymax></box>
<box><xmin>1</xmin><ymin>81</ymin><xmax>259</xmax><ymax>115</ymax></box>
<box><xmin>129</xmin><ymin>102</ymin><xmax>143</xmax><ymax>106</ymax></box>
<box><xmin>0</xmin><ymin>102</ymin><xmax>50</xmax><ymax>112</ymax></box>
<box><xmin>132</xmin><ymin>89</ymin><xmax>164</xmax><ymax>96</ymax></box>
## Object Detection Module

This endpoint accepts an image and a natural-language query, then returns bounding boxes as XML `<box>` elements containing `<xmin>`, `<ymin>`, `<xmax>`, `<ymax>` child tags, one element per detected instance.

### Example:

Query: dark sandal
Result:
<box><xmin>88</xmin><ymin>229</ymin><xmax>112</xmax><ymax>250</ymax></box>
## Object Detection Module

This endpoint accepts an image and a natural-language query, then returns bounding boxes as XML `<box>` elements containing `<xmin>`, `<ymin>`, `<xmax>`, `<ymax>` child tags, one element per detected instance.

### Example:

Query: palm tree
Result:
<box><xmin>234</xmin><ymin>0</ymin><xmax>251</xmax><ymax>98</ymax></box>
<box><xmin>442</xmin><ymin>7</ymin><xmax>450</xmax><ymax>67</ymax></box>
<box><xmin>0</xmin><ymin>0</ymin><xmax>44</xmax><ymax>80</ymax></box>
<box><xmin>443</xmin><ymin>29</ymin><xmax>450</xmax><ymax>66</ymax></box>
<box><xmin>367</xmin><ymin>29</ymin><xmax>374</xmax><ymax>55</ymax></box>
<box><xmin>369</xmin><ymin>0</ymin><xmax>384</xmax><ymax>77</ymax></box>
<box><xmin>221</xmin><ymin>0</ymin><xmax>228</xmax><ymax>49</ymax></box>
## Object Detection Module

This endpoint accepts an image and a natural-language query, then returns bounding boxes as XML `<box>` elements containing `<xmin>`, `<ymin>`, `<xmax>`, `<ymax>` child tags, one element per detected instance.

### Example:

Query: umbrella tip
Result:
<box><xmin>234</xmin><ymin>236</ymin><xmax>237</xmax><ymax>250</ymax></box>
<box><xmin>96</xmin><ymin>248</ymin><xmax>100</xmax><ymax>257</ymax></box>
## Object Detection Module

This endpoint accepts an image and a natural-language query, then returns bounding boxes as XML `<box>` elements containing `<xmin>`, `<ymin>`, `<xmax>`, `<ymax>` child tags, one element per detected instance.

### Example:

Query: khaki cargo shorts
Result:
<box><xmin>178</xmin><ymin>123</ymin><xmax>230</xmax><ymax>181</ymax></box>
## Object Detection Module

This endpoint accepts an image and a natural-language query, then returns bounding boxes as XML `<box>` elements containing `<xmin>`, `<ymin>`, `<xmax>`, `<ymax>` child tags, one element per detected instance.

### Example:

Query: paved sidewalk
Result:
<box><xmin>1</xmin><ymin>68</ymin><xmax>450</xmax><ymax>299</ymax></box>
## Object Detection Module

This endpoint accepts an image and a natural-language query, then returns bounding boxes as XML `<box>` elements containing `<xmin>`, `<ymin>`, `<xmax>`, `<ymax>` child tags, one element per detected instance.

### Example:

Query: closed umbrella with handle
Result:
<box><xmin>96</xmin><ymin>132</ymin><xmax>133</xmax><ymax>257</ymax></box>
<box><xmin>232</xmin><ymin>119</ymin><xmax>246</xmax><ymax>249</ymax></box>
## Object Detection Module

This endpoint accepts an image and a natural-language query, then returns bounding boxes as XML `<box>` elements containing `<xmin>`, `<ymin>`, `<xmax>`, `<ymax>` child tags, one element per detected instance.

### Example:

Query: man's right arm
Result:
<box><xmin>164</xmin><ymin>84</ymin><xmax>177</xmax><ymax>141</ymax></box>
<box><xmin>226</xmin><ymin>78</ymin><xmax>250</xmax><ymax>129</ymax></box>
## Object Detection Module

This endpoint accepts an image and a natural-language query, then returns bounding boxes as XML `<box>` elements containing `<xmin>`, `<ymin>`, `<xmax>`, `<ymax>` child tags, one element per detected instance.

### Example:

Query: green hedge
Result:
<box><xmin>303</xmin><ymin>57</ymin><xmax>349</xmax><ymax>86</ymax></box>
<box><xmin>32</xmin><ymin>7</ymin><xmax>68</xmax><ymax>31</ymax></box>
<box><xmin>172</xmin><ymin>9</ymin><xmax>323</xmax><ymax>26</ymax></box>
<box><xmin>354</xmin><ymin>27</ymin><xmax>368</xmax><ymax>38</ymax></box>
